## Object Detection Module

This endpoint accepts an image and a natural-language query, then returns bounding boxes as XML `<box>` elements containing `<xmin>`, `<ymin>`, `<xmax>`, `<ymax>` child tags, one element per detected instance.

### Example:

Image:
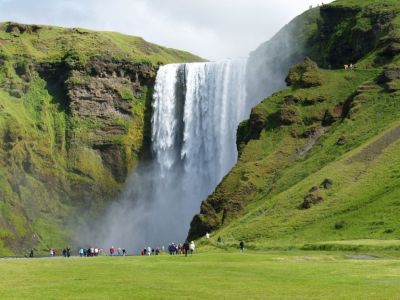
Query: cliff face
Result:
<box><xmin>0</xmin><ymin>22</ymin><xmax>202</xmax><ymax>255</ymax></box>
<box><xmin>246</xmin><ymin>0</ymin><xmax>399</xmax><ymax>105</ymax></box>
<box><xmin>188</xmin><ymin>0</ymin><xmax>400</xmax><ymax>245</ymax></box>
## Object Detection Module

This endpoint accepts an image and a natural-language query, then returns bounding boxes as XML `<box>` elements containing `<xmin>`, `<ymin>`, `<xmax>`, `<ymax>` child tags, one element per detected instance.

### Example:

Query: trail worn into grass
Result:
<box><xmin>0</xmin><ymin>251</ymin><xmax>399</xmax><ymax>299</ymax></box>
<box><xmin>348</xmin><ymin>123</ymin><xmax>400</xmax><ymax>163</ymax></box>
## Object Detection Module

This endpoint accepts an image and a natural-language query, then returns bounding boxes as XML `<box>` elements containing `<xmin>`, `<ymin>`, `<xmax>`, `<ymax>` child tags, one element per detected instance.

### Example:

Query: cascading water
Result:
<box><xmin>96</xmin><ymin>59</ymin><xmax>252</xmax><ymax>250</ymax></box>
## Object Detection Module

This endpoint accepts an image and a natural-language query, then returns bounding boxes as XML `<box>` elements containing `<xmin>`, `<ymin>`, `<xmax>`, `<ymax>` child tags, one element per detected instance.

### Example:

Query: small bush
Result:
<box><xmin>334</xmin><ymin>221</ymin><xmax>345</xmax><ymax>230</ymax></box>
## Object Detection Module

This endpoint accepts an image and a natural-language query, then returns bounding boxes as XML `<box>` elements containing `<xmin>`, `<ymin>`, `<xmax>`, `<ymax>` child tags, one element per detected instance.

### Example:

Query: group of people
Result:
<box><xmin>35</xmin><ymin>233</ymin><xmax>246</xmax><ymax>258</ymax></box>
<box><xmin>344</xmin><ymin>63</ymin><xmax>355</xmax><ymax>70</ymax></box>
<box><xmin>167</xmin><ymin>241</ymin><xmax>196</xmax><ymax>256</ymax></box>
<box><xmin>140</xmin><ymin>246</ymin><xmax>161</xmax><ymax>256</ymax></box>
<box><xmin>109</xmin><ymin>246</ymin><xmax>126</xmax><ymax>256</ymax></box>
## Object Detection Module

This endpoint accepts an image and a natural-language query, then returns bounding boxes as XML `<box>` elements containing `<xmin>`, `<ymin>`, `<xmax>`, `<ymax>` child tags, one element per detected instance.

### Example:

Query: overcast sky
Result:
<box><xmin>0</xmin><ymin>0</ymin><xmax>333</xmax><ymax>60</ymax></box>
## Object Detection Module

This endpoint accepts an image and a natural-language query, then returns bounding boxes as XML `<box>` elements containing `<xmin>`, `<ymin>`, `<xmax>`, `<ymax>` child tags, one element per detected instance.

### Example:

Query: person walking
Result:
<box><xmin>189</xmin><ymin>241</ymin><xmax>195</xmax><ymax>255</ymax></box>
<box><xmin>183</xmin><ymin>241</ymin><xmax>189</xmax><ymax>256</ymax></box>
<box><xmin>239</xmin><ymin>241</ymin><xmax>244</xmax><ymax>253</ymax></box>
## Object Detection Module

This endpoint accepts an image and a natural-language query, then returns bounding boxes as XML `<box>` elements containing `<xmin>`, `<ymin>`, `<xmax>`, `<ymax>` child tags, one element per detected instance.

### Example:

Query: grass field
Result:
<box><xmin>1</xmin><ymin>250</ymin><xmax>400</xmax><ymax>299</ymax></box>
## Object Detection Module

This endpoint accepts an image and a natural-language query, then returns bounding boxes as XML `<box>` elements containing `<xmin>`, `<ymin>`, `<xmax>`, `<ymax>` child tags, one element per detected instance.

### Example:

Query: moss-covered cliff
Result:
<box><xmin>189</xmin><ymin>0</ymin><xmax>400</xmax><ymax>248</ymax></box>
<box><xmin>0</xmin><ymin>22</ymin><xmax>202</xmax><ymax>255</ymax></box>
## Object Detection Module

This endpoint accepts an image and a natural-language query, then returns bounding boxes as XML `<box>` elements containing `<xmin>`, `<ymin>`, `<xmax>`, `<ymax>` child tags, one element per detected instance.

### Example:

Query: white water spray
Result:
<box><xmin>96</xmin><ymin>59</ymin><xmax>252</xmax><ymax>250</ymax></box>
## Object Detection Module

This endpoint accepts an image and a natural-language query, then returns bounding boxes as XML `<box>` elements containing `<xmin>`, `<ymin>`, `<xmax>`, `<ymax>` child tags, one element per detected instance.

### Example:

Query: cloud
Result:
<box><xmin>0</xmin><ymin>0</ymin><xmax>332</xmax><ymax>60</ymax></box>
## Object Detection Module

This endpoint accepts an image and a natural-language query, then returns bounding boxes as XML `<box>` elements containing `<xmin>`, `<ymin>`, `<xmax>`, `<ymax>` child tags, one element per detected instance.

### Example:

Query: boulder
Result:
<box><xmin>285</xmin><ymin>57</ymin><xmax>322</xmax><ymax>88</ymax></box>
<box><xmin>278</xmin><ymin>105</ymin><xmax>301</xmax><ymax>126</ymax></box>
<box><xmin>283</xmin><ymin>95</ymin><xmax>298</xmax><ymax>105</ymax></box>
<box><xmin>321</xmin><ymin>178</ymin><xmax>333</xmax><ymax>189</ymax></box>
<box><xmin>337</xmin><ymin>135</ymin><xmax>347</xmax><ymax>145</ymax></box>
<box><xmin>322</xmin><ymin>110</ymin><xmax>336</xmax><ymax>126</ymax></box>
<box><xmin>301</xmin><ymin>193</ymin><xmax>323</xmax><ymax>209</ymax></box>
<box><xmin>377</xmin><ymin>66</ymin><xmax>400</xmax><ymax>83</ymax></box>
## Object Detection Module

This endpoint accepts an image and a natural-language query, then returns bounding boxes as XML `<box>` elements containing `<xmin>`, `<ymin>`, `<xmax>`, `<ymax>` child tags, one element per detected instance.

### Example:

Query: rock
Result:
<box><xmin>5</xmin><ymin>22</ymin><xmax>41</xmax><ymax>36</ymax></box>
<box><xmin>303</xmin><ymin>95</ymin><xmax>327</xmax><ymax>105</ymax></box>
<box><xmin>318</xmin><ymin>4</ymin><xmax>393</xmax><ymax>68</ymax></box>
<box><xmin>301</xmin><ymin>193</ymin><xmax>323</xmax><ymax>209</ymax></box>
<box><xmin>334</xmin><ymin>221</ymin><xmax>345</xmax><ymax>230</ymax></box>
<box><xmin>283</xmin><ymin>95</ymin><xmax>300</xmax><ymax>105</ymax></box>
<box><xmin>278</xmin><ymin>105</ymin><xmax>301</xmax><ymax>126</ymax></box>
<box><xmin>376</xmin><ymin>67</ymin><xmax>400</xmax><ymax>92</ymax></box>
<box><xmin>337</xmin><ymin>135</ymin><xmax>347</xmax><ymax>145</ymax></box>
<box><xmin>322</xmin><ymin>110</ymin><xmax>336</xmax><ymax>126</ymax></box>
<box><xmin>381</xmin><ymin>42</ymin><xmax>400</xmax><ymax>58</ymax></box>
<box><xmin>302</xmin><ymin>126</ymin><xmax>318</xmax><ymax>138</ymax></box>
<box><xmin>386</xmin><ymin>79</ymin><xmax>400</xmax><ymax>92</ymax></box>
<box><xmin>285</xmin><ymin>57</ymin><xmax>322</xmax><ymax>88</ymax></box>
<box><xmin>9</xmin><ymin>89</ymin><xmax>22</xmax><ymax>98</ymax></box>
<box><xmin>321</xmin><ymin>178</ymin><xmax>333</xmax><ymax>189</ymax></box>
<box><xmin>377</xmin><ymin>66</ymin><xmax>400</xmax><ymax>83</ymax></box>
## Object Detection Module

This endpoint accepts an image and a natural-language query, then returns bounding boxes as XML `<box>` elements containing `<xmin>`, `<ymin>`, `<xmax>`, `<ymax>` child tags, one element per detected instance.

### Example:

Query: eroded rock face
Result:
<box><xmin>317</xmin><ymin>4</ymin><xmax>395</xmax><ymax>68</ymax></box>
<box><xmin>377</xmin><ymin>66</ymin><xmax>400</xmax><ymax>83</ymax></box>
<box><xmin>38</xmin><ymin>56</ymin><xmax>156</xmax><ymax>183</ymax></box>
<box><xmin>67</xmin><ymin>73</ymin><xmax>133</xmax><ymax>120</ymax></box>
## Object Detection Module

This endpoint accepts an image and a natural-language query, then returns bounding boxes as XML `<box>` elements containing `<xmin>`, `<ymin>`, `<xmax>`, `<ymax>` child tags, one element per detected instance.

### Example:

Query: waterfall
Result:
<box><xmin>96</xmin><ymin>59</ymin><xmax>251</xmax><ymax>250</ymax></box>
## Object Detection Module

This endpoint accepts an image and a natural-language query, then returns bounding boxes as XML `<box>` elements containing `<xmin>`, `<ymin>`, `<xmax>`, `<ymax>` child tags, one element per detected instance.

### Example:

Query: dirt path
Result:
<box><xmin>348</xmin><ymin>123</ymin><xmax>400</xmax><ymax>163</ymax></box>
<box><xmin>297</xmin><ymin>127</ymin><xmax>330</xmax><ymax>157</ymax></box>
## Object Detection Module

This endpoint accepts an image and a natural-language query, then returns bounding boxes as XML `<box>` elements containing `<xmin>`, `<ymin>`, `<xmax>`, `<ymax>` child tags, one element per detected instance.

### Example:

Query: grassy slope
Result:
<box><xmin>0</xmin><ymin>22</ymin><xmax>203</xmax><ymax>255</ymax></box>
<box><xmin>0</xmin><ymin>23</ymin><xmax>201</xmax><ymax>64</ymax></box>
<box><xmin>0</xmin><ymin>252</ymin><xmax>399</xmax><ymax>299</ymax></box>
<box><xmin>191</xmin><ymin>0</ymin><xmax>400</xmax><ymax>249</ymax></box>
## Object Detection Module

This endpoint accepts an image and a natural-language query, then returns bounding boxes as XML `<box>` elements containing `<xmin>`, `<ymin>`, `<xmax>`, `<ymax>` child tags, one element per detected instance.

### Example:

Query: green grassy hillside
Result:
<box><xmin>189</xmin><ymin>0</ymin><xmax>400</xmax><ymax>249</ymax></box>
<box><xmin>0</xmin><ymin>22</ymin><xmax>203</xmax><ymax>255</ymax></box>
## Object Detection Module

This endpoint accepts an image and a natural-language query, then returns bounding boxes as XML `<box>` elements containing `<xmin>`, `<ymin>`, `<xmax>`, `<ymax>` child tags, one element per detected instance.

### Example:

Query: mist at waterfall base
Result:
<box><xmin>80</xmin><ymin>14</ymin><xmax>301</xmax><ymax>251</ymax></box>
<box><xmin>90</xmin><ymin>60</ymin><xmax>250</xmax><ymax>250</ymax></box>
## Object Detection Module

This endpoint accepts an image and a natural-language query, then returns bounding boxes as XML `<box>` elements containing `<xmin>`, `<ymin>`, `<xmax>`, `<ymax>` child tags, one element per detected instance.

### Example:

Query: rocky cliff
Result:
<box><xmin>0</xmin><ymin>22</ymin><xmax>202</xmax><ymax>255</ymax></box>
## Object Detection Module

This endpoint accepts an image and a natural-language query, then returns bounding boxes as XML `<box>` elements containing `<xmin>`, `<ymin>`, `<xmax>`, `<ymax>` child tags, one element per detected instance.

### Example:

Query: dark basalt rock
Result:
<box><xmin>321</xmin><ymin>178</ymin><xmax>333</xmax><ymax>189</ymax></box>
<box><xmin>322</xmin><ymin>110</ymin><xmax>335</xmax><ymax>126</ymax></box>
<box><xmin>5</xmin><ymin>22</ymin><xmax>41</xmax><ymax>35</ymax></box>
<box><xmin>377</xmin><ymin>66</ymin><xmax>400</xmax><ymax>83</ymax></box>
<box><xmin>301</xmin><ymin>193</ymin><xmax>323</xmax><ymax>209</ymax></box>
